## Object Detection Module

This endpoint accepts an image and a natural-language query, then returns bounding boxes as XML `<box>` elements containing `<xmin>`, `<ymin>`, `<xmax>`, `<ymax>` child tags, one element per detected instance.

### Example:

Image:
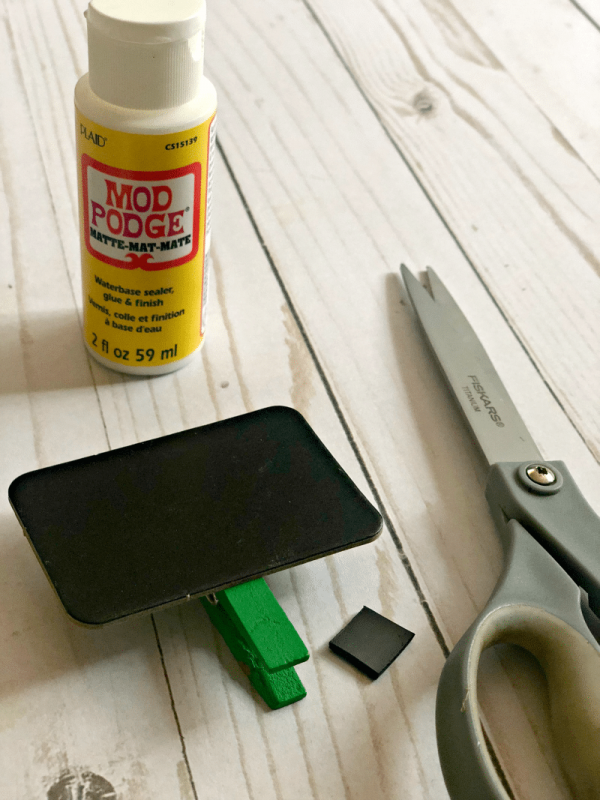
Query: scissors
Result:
<box><xmin>401</xmin><ymin>265</ymin><xmax>600</xmax><ymax>800</ymax></box>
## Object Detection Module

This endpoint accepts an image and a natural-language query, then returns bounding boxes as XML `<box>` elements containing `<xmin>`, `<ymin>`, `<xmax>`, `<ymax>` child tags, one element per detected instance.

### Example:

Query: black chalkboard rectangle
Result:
<box><xmin>9</xmin><ymin>406</ymin><xmax>382</xmax><ymax>625</ymax></box>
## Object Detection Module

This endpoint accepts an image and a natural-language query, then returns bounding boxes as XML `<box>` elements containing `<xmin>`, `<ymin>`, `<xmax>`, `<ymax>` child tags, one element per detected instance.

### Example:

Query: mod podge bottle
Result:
<box><xmin>75</xmin><ymin>0</ymin><xmax>217</xmax><ymax>374</ymax></box>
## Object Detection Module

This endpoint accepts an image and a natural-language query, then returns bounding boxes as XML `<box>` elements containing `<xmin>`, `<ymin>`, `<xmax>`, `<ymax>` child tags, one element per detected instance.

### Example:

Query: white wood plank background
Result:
<box><xmin>1</xmin><ymin>0</ymin><xmax>599</xmax><ymax>798</ymax></box>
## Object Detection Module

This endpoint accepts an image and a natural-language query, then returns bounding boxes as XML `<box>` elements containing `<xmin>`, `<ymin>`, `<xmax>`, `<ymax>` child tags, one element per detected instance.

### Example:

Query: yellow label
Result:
<box><xmin>76</xmin><ymin>109</ymin><xmax>216</xmax><ymax>369</ymax></box>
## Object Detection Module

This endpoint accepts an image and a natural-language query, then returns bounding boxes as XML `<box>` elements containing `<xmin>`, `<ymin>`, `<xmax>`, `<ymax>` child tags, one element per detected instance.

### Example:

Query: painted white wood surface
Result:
<box><xmin>447</xmin><ymin>0</ymin><xmax>600</xmax><ymax>178</ymax></box>
<box><xmin>1</xmin><ymin>0</ymin><xmax>598</xmax><ymax>798</ymax></box>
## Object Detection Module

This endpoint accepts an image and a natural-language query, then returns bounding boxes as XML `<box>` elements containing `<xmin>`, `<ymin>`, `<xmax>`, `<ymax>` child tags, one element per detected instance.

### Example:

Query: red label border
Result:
<box><xmin>82</xmin><ymin>155</ymin><xmax>202</xmax><ymax>271</ymax></box>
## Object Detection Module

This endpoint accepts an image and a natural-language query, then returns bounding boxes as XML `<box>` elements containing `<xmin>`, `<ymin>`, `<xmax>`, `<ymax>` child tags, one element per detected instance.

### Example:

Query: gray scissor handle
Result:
<box><xmin>436</xmin><ymin>518</ymin><xmax>600</xmax><ymax>800</ymax></box>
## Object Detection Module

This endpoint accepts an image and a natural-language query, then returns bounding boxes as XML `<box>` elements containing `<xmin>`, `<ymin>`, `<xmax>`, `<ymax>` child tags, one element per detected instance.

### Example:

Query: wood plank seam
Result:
<box><xmin>217</xmin><ymin>136</ymin><xmax>451</xmax><ymax>659</ymax></box>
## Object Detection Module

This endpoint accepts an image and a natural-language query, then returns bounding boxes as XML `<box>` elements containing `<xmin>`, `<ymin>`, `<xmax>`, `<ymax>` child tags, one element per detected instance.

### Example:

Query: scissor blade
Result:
<box><xmin>401</xmin><ymin>265</ymin><xmax>541</xmax><ymax>467</ymax></box>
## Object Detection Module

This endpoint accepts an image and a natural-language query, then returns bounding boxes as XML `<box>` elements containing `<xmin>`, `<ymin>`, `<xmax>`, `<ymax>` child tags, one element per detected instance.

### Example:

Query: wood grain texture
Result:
<box><xmin>204</xmin><ymin>0</ymin><xmax>599</xmax><ymax>796</ymax></box>
<box><xmin>300</xmin><ymin>0</ymin><xmax>600</xmax><ymax>458</ymax></box>
<box><xmin>1</xmin><ymin>0</ymin><xmax>599</xmax><ymax>797</ymax></box>
<box><xmin>446</xmin><ymin>0</ymin><xmax>600</xmax><ymax>177</ymax></box>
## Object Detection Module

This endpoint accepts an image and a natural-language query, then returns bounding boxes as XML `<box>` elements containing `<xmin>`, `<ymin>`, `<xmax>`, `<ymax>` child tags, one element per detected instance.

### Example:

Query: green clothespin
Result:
<box><xmin>201</xmin><ymin>577</ymin><xmax>309</xmax><ymax>709</ymax></box>
<box><xmin>10</xmin><ymin>407</ymin><xmax>382</xmax><ymax>710</ymax></box>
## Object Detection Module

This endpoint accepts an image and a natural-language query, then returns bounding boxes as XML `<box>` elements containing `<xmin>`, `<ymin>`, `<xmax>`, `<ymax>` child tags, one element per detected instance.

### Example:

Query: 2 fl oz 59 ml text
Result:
<box><xmin>90</xmin><ymin>333</ymin><xmax>178</xmax><ymax>363</ymax></box>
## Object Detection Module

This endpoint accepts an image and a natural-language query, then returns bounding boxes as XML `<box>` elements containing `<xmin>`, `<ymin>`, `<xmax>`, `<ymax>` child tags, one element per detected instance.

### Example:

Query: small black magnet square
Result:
<box><xmin>329</xmin><ymin>606</ymin><xmax>414</xmax><ymax>680</ymax></box>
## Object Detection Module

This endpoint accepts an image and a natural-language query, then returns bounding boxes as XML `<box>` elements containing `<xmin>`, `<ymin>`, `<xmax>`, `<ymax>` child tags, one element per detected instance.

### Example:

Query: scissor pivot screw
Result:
<box><xmin>526</xmin><ymin>464</ymin><xmax>557</xmax><ymax>485</ymax></box>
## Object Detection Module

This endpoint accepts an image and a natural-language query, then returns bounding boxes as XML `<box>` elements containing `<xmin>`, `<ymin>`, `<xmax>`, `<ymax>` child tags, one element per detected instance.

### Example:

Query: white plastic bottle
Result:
<box><xmin>75</xmin><ymin>0</ymin><xmax>217</xmax><ymax>375</ymax></box>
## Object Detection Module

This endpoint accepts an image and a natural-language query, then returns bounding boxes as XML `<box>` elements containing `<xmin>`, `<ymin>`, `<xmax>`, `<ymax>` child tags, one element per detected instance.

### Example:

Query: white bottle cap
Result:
<box><xmin>86</xmin><ymin>0</ymin><xmax>206</xmax><ymax>110</ymax></box>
